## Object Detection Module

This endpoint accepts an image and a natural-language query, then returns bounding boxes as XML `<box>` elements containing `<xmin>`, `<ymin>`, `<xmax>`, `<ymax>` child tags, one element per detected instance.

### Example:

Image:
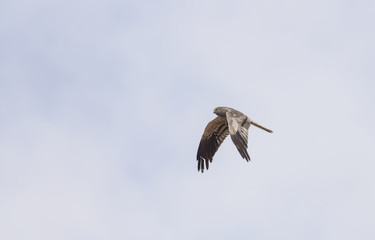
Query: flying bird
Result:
<box><xmin>196</xmin><ymin>107</ymin><xmax>273</xmax><ymax>172</ymax></box>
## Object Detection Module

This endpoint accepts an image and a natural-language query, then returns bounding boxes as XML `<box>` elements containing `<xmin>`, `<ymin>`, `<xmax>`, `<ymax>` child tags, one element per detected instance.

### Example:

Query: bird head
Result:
<box><xmin>213</xmin><ymin>107</ymin><xmax>227</xmax><ymax>117</ymax></box>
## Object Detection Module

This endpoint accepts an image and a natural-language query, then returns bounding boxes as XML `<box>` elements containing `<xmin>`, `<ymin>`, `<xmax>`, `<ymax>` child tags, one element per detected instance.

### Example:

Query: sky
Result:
<box><xmin>1</xmin><ymin>0</ymin><xmax>375</xmax><ymax>239</ymax></box>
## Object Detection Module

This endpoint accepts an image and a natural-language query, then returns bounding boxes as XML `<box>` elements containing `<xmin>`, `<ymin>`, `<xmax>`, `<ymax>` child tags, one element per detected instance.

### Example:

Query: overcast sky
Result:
<box><xmin>1</xmin><ymin>0</ymin><xmax>375</xmax><ymax>239</ymax></box>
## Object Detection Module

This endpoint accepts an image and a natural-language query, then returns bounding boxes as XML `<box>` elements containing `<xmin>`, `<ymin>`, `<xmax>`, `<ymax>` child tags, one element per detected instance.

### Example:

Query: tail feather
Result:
<box><xmin>250</xmin><ymin>121</ymin><xmax>273</xmax><ymax>133</ymax></box>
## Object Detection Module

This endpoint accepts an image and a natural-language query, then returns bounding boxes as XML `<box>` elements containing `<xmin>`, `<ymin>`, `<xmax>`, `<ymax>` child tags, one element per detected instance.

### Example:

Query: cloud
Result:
<box><xmin>1</xmin><ymin>0</ymin><xmax>375</xmax><ymax>239</ymax></box>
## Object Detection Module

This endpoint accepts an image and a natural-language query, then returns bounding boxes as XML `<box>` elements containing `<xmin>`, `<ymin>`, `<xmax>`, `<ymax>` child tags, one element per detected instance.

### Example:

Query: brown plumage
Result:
<box><xmin>196</xmin><ymin>117</ymin><xmax>230</xmax><ymax>172</ymax></box>
<box><xmin>196</xmin><ymin>107</ymin><xmax>273</xmax><ymax>172</ymax></box>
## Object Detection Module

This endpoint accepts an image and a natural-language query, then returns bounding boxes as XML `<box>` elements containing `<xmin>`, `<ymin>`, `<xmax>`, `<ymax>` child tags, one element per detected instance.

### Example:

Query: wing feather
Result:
<box><xmin>226</xmin><ymin>112</ymin><xmax>251</xmax><ymax>161</ymax></box>
<box><xmin>196</xmin><ymin>117</ymin><xmax>229</xmax><ymax>172</ymax></box>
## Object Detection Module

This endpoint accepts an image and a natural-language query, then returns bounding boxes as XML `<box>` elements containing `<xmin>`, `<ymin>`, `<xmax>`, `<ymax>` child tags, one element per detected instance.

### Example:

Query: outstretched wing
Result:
<box><xmin>197</xmin><ymin>117</ymin><xmax>229</xmax><ymax>172</ymax></box>
<box><xmin>226</xmin><ymin>111</ymin><xmax>251</xmax><ymax>161</ymax></box>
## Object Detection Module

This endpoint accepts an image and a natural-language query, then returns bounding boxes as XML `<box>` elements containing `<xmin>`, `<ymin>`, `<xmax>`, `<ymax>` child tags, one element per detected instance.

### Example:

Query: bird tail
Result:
<box><xmin>250</xmin><ymin>121</ymin><xmax>273</xmax><ymax>133</ymax></box>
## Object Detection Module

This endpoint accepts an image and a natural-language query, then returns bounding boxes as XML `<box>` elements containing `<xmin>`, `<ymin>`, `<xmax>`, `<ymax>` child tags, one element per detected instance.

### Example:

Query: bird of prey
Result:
<box><xmin>196</xmin><ymin>107</ymin><xmax>273</xmax><ymax>172</ymax></box>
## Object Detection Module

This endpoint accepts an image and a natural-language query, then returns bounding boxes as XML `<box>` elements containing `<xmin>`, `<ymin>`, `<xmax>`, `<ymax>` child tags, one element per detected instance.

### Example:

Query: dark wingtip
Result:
<box><xmin>197</xmin><ymin>157</ymin><xmax>205</xmax><ymax>173</ymax></box>
<box><xmin>244</xmin><ymin>149</ymin><xmax>251</xmax><ymax>162</ymax></box>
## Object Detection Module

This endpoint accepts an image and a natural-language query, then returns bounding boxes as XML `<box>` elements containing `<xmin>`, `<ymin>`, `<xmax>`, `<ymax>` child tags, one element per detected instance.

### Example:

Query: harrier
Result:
<box><xmin>196</xmin><ymin>107</ymin><xmax>272</xmax><ymax>172</ymax></box>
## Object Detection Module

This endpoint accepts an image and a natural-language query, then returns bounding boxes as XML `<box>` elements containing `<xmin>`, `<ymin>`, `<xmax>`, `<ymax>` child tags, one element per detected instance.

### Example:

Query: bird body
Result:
<box><xmin>196</xmin><ymin>107</ymin><xmax>272</xmax><ymax>172</ymax></box>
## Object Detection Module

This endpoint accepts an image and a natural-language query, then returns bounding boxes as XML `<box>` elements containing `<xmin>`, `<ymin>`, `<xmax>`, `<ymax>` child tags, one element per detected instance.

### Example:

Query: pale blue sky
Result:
<box><xmin>1</xmin><ymin>0</ymin><xmax>375</xmax><ymax>239</ymax></box>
